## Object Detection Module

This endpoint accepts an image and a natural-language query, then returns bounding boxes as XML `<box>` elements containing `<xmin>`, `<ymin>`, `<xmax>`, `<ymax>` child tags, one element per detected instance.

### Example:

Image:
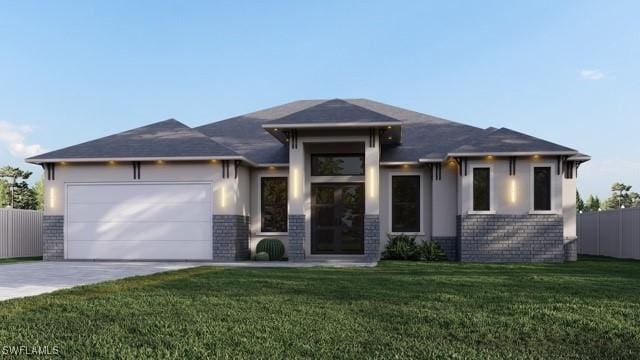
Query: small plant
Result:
<box><xmin>255</xmin><ymin>252</ymin><xmax>270</xmax><ymax>261</ymax></box>
<box><xmin>418</xmin><ymin>240</ymin><xmax>447</xmax><ymax>261</ymax></box>
<box><xmin>382</xmin><ymin>234</ymin><xmax>420</xmax><ymax>260</ymax></box>
<box><xmin>256</xmin><ymin>238</ymin><xmax>285</xmax><ymax>261</ymax></box>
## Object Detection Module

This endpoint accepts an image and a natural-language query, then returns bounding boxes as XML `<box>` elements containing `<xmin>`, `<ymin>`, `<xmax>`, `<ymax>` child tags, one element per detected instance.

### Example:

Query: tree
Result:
<box><xmin>605</xmin><ymin>182</ymin><xmax>639</xmax><ymax>209</ymax></box>
<box><xmin>576</xmin><ymin>191</ymin><xmax>585</xmax><ymax>212</ymax></box>
<box><xmin>33</xmin><ymin>177</ymin><xmax>44</xmax><ymax>210</ymax></box>
<box><xmin>584</xmin><ymin>195</ymin><xmax>601</xmax><ymax>212</ymax></box>
<box><xmin>0</xmin><ymin>166</ymin><xmax>38</xmax><ymax>209</ymax></box>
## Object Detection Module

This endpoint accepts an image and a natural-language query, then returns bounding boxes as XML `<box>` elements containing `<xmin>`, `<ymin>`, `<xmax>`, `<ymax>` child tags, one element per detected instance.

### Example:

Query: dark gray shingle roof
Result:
<box><xmin>448</xmin><ymin>127</ymin><xmax>576</xmax><ymax>155</ymax></box>
<box><xmin>264</xmin><ymin>99</ymin><xmax>401</xmax><ymax>127</ymax></box>
<box><xmin>28</xmin><ymin>119</ymin><xmax>239</xmax><ymax>161</ymax></box>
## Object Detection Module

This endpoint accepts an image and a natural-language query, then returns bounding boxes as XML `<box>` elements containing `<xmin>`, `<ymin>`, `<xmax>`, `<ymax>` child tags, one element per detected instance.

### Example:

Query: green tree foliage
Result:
<box><xmin>0</xmin><ymin>166</ymin><xmax>38</xmax><ymax>209</ymax></box>
<box><xmin>584</xmin><ymin>195</ymin><xmax>601</xmax><ymax>212</ymax></box>
<box><xmin>605</xmin><ymin>182</ymin><xmax>640</xmax><ymax>209</ymax></box>
<box><xmin>33</xmin><ymin>177</ymin><xmax>45</xmax><ymax>210</ymax></box>
<box><xmin>576</xmin><ymin>191</ymin><xmax>585</xmax><ymax>212</ymax></box>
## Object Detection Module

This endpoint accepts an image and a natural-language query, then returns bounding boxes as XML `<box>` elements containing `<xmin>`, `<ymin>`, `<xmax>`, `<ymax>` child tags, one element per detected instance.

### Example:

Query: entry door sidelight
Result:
<box><xmin>311</xmin><ymin>183</ymin><xmax>364</xmax><ymax>254</ymax></box>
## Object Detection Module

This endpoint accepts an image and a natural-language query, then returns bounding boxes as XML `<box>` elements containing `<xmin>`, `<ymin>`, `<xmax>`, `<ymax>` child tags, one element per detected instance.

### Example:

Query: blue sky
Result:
<box><xmin>0</xmin><ymin>1</ymin><xmax>638</xmax><ymax>198</ymax></box>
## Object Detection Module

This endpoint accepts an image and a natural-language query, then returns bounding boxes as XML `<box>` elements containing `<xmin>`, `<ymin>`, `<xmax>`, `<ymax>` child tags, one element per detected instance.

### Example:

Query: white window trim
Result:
<box><xmin>468</xmin><ymin>164</ymin><xmax>495</xmax><ymax>214</ymax></box>
<box><xmin>529</xmin><ymin>163</ymin><xmax>559</xmax><ymax>215</ymax></box>
<box><xmin>257</xmin><ymin>174</ymin><xmax>289</xmax><ymax>235</ymax></box>
<box><xmin>388</xmin><ymin>172</ymin><xmax>424</xmax><ymax>235</ymax></box>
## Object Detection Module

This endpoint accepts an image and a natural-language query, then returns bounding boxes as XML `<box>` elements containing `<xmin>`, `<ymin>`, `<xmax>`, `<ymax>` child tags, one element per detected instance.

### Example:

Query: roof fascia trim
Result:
<box><xmin>26</xmin><ymin>155</ymin><xmax>257</xmax><ymax>166</ymax></box>
<box><xmin>262</xmin><ymin>122</ymin><xmax>399</xmax><ymax>129</ymax></box>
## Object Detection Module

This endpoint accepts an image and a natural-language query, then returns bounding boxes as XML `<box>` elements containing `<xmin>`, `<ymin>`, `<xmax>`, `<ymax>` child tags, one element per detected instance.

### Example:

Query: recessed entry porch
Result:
<box><xmin>284</xmin><ymin>136</ymin><xmax>382</xmax><ymax>262</ymax></box>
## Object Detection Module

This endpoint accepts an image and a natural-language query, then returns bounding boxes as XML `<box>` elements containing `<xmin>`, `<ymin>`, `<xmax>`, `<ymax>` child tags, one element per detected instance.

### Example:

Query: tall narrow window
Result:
<box><xmin>391</xmin><ymin>176</ymin><xmax>420</xmax><ymax>232</ymax></box>
<box><xmin>534</xmin><ymin>167</ymin><xmax>551</xmax><ymax>211</ymax></box>
<box><xmin>261</xmin><ymin>177</ymin><xmax>288</xmax><ymax>232</ymax></box>
<box><xmin>473</xmin><ymin>168</ymin><xmax>491</xmax><ymax>211</ymax></box>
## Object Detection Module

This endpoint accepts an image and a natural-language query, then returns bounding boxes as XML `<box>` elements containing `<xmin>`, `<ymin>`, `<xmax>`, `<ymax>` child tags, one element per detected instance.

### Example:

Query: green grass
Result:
<box><xmin>0</xmin><ymin>256</ymin><xmax>41</xmax><ymax>264</ymax></box>
<box><xmin>0</xmin><ymin>257</ymin><xmax>639</xmax><ymax>359</ymax></box>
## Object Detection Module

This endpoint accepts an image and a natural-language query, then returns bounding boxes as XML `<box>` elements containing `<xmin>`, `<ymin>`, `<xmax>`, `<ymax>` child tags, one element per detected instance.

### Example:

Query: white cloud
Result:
<box><xmin>0</xmin><ymin>121</ymin><xmax>45</xmax><ymax>158</ymax></box>
<box><xmin>579</xmin><ymin>69</ymin><xmax>606</xmax><ymax>80</ymax></box>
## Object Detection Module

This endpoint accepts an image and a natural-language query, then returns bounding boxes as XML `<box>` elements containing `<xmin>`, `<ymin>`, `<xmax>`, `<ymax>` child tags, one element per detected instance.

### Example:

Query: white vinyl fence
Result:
<box><xmin>578</xmin><ymin>208</ymin><xmax>640</xmax><ymax>260</ymax></box>
<box><xmin>0</xmin><ymin>208</ymin><xmax>43</xmax><ymax>258</ymax></box>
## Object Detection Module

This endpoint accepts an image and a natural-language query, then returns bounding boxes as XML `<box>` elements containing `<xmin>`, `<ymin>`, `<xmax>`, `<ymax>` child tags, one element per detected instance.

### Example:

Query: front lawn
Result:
<box><xmin>0</xmin><ymin>256</ymin><xmax>41</xmax><ymax>265</ymax></box>
<box><xmin>0</xmin><ymin>257</ymin><xmax>638</xmax><ymax>358</ymax></box>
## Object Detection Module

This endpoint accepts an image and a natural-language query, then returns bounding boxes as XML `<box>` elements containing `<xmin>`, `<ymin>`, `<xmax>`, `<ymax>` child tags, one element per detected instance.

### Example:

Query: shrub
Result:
<box><xmin>418</xmin><ymin>240</ymin><xmax>447</xmax><ymax>261</ymax></box>
<box><xmin>382</xmin><ymin>234</ymin><xmax>420</xmax><ymax>260</ymax></box>
<box><xmin>255</xmin><ymin>252</ymin><xmax>270</xmax><ymax>261</ymax></box>
<box><xmin>256</xmin><ymin>238</ymin><xmax>285</xmax><ymax>261</ymax></box>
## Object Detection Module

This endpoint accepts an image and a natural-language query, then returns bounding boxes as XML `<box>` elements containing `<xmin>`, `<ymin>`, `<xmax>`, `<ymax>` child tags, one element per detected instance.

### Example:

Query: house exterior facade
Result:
<box><xmin>28</xmin><ymin>99</ymin><xmax>590</xmax><ymax>262</ymax></box>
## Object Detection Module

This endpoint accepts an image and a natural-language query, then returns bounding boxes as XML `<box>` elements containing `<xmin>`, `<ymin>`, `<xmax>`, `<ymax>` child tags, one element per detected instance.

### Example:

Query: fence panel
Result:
<box><xmin>577</xmin><ymin>208</ymin><xmax>640</xmax><ymax>260</ymax></box>
<box><xmin>0</xmin><ymin>208</ymin><xmax>43</xmax><ymax>258</ymax></box>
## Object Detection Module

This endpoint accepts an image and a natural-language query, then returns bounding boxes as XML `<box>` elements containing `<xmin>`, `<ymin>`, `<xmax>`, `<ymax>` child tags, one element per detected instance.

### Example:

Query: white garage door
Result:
<box><xmin>66</xmin><ymin>183</ymin><xmax>213</xmax><ymax>260</ymax></box>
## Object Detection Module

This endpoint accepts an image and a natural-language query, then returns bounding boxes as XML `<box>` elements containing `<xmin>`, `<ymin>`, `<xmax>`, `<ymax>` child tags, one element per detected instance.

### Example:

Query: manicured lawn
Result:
<box><xmin>0</xmin><ymin>256</ymin><xmax>41</xmax><ymax>265</ymax></box>
<box><xmin>0</xmin><ymin>257</ymin><xmax>639</xmax><ymax>358</ymax></box>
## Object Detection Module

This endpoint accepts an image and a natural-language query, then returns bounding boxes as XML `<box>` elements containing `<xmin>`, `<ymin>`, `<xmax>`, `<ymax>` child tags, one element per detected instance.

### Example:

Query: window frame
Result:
<box><xmin>469</xmin><ymin>164</ymin><xmax>495</xmax><ymax>214</ymax></box>
<box><xmin>388</xmin><ymin>172</ymin><xmax>424</xmax><ymax>235</ymax></box>
<box><xmin>258</xmin><ymin>175</ymin><xmax>289</xmax><ymax>235</ymax></box>
<box><xmin>310</xmin><ymin>153</ymin><xmax>365</xmax><ymax>177</ymax></box>
<box><xmin>529</xmin><ymin>163</ymin><xmax>557</xmax><ymax>214</ymax></box>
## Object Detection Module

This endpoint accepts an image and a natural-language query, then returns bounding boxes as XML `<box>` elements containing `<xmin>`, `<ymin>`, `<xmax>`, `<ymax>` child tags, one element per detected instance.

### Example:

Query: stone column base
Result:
<box><xmin>212</xmin><ymin>215</ymin><xmax>250</xmax><ymax>261</ymax></box>
<box><xmin>564</xmin><ymin>238</ymin><xmax>578</xmax><ymax>262</ymax></box>
<box><xmin>288</xmin><ymin>215</ymin><xmax>305</xmax><ymax>262</ymax></box>
<box><xmin>364</xmin><ymin>215</ymin><xmax>380</xmax><ymax>261</ymax></box>
<box><xmin>43</xmin><ymin>215</ymin><xmax>64</xmax><ymax>261</ymax></box>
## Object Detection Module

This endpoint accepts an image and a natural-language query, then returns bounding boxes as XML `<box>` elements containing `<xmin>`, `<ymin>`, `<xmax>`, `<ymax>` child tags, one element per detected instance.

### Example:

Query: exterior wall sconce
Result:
<box><xmin>510</xmin><ymin>179</ymin><xmax>517</xmax><ymax>203</ymax></box>
<box><xmin>292</xmin><ymin>168</ymin><xmax>299</xmax><ymax>199</ymax></box>
<box><xmin>220</xmin><ymin>186</ymin><xmax>226</xmax><ymax>208</ymax></box>
<box><xmin>369</xmin><ymin>167</ymin><xmax>375</xmax><ymax>198</ymax></box>
<box><xmin>49</xmin><ymin>187</ymin><xmax>56</xmax><ymax>209</ymax></box>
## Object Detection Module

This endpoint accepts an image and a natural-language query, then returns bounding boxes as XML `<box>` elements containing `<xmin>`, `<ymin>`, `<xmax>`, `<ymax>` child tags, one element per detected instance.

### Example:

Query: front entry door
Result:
<box><xmin>311</xmin><ymin>183</ymin><xmax>364</xmax><ymax>254</ymax></box>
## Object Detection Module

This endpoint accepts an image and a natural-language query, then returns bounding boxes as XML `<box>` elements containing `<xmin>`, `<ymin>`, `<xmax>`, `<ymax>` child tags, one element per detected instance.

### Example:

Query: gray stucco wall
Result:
<box><xmin>43</xmin><ymin>215</ymin><xmax>64</xmax><ymax>261</ymax></box>
<box><xmin>364</xmin><ymin>215</ymin><xmax>380</xmax><ymax>261</ymax></box>
<box><xmin>288</xmin><ymin>215</ymin><xmax>305</xmax><ymax>262</ymax></box>
<box><xmin>212</xmin><ymin>215</ymin><xmax>250</xmax><ymax>261</ymax></box>
<box><xmin>457</xmin><ymin>214</ymin><xmax>564</xmax><ymax>262</ymax></box>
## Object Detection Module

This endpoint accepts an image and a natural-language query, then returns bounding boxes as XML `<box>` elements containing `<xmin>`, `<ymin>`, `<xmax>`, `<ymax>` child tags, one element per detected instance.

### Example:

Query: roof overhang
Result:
<box><xmin>263</xmin><ymin>122</ymin><xmax>402</xmax><ymax>145</ymax></box>
<box><xmin>446</xmin><ymin>151</ymin><xmax>578</xmax><ymax>157</ymax></box>
<box><xmin>25</xmin><ymin>155</ymin><xmax>257</xmax><ymax>167</ymax></box>
<box><xmin>567</xmin><ymin>153</ymin><xmax>591</xmax><ymax>162</ymax></box>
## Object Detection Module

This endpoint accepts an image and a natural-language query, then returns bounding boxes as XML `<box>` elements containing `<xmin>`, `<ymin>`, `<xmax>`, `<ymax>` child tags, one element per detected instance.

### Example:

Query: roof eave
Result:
<box><xmin>262</xmin><ymin>122</ymin><xmax>399</xmax><ymax>129</ymax></box>
<box><xmin>25</xmin><ymin>155</ymin><xmax>258</xmax><ymax>167</ymax></box>
<box><xmin>446</xmin><ymin>150</ymin><xmax>578</xmax><ymax>157</ymax></box>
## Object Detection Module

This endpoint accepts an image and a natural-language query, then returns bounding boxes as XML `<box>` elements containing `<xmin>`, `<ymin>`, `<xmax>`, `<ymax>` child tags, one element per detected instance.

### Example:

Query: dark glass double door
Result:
<box><xmin>311</xmin><ymin>183</ymin><xmax>364</xmax><ymax>254</ymax></box>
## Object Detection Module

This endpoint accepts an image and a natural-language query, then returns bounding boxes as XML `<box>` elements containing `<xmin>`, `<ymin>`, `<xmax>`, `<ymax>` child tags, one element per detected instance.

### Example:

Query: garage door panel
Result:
<box><xmin>67</xmin><ymin>240</ymin><xmax>212</xmax><ymax>260</ymax></box>
<box><xmin>66</xmin><ymin>183</ymin><xmax>213</xmax><ymax>260</ymax></box>
<box><xmin>67</xmin><ymin>221</ymin><xmax>211</xmax><ymax>242</ymax></box>
<box><xmin>67</xmin><ymin>184</ymin><xmax>211</xmax><ymax>204</ymax></box>
<box><xmin>67</xmin><ymin>202</ymin><xmax>211</xmax><ymax>222</ymax></box>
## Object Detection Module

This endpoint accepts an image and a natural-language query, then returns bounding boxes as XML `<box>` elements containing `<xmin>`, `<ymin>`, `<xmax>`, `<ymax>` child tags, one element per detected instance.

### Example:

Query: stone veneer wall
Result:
<box><xmin>212</xmin><ymin>215</ymin><xmax>250</xmax><ymax>261</ymax></box>
<box><xmin>431</xmin><ymin>237</ymin><xmax>458</xmax><ymax>261</ymax></box>
<box><xmin>288</xmin><ymin>215</ymin><xmax>305</xmax><ymax>262</ymax></box>
<box><xmin>43</xmin><ymin>215</ymin><xmax>64</xmax><ymax>261</ymax></box>
<box><xmin>457</xmin><ymin>214</ymin><xmax>564</xmax><ymax>263</ymax></box>
<box><xmin>564</xmin><ymin>238</ymin><xmax>578</xmax><ymax>262</ymax></box>
<box><xmin>364</xmin><ymin>215</ymin><xmax>380</xmax><ymax>261</ymax></box>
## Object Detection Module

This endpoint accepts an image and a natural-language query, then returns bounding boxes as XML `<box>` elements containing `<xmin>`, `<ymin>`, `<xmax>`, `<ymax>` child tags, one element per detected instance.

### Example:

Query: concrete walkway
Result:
<box><xmin>0</xmin><ymin>260</ymin><xmax>376</xmax><ymax>301</ymax></box>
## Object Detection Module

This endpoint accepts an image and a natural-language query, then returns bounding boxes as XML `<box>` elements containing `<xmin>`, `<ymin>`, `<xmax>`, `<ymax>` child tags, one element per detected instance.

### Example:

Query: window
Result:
<box><xmin>391</xmin><ymin>176</ymin><xmax>420</xmax><ymax>232</ymax></box>
<box><xmin>261</xmin><ymin>177</ymin><xmax>288</xmax><ymax>232</ymax></box>
<box><xmin>311</xmin><ymin>154</ymin><xmax>364</xmax><ymax>176</ymax></box>
<box><xmin>533</xmin><ymin>167</ymin><xmax>551</xmax><ymax>211</ymax></box>
<box><xmin>473</xmin><ymin>168</ymin><xmax>491</xmax><ymax>211</ymax></box>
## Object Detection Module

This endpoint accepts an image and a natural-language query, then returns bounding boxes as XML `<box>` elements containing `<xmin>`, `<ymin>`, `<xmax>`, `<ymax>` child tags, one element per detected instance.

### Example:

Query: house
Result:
<box><xmin>27</xmin><ymin>99</ymin><xmax>590</xmax><ymax>262</ymax></box>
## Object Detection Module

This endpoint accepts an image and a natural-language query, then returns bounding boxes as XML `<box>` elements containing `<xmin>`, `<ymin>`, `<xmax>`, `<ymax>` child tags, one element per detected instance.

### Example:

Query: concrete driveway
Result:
<box><xmin>0</xmin><ymin>261</ymin><xmax>198</xmax><ymax>301</ymax></box>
